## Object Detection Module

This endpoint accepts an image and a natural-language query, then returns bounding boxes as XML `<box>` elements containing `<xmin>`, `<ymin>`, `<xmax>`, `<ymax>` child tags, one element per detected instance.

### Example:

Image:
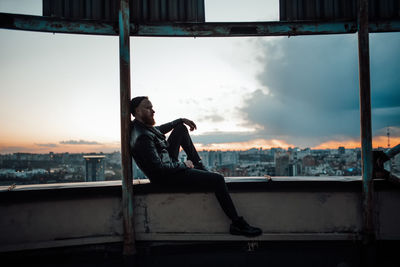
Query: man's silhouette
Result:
<box><xmin>130</xmin><ymin>96</ymin><xmax>262</xmax><ymax>237</ymax></box>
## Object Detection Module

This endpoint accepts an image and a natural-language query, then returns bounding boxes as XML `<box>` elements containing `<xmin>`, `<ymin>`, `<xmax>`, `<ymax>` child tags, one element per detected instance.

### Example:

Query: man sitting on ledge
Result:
<box><xmin>129</xmin><ymin>96</ymin><xmax>262</xmax><ymax>237</ymax></box>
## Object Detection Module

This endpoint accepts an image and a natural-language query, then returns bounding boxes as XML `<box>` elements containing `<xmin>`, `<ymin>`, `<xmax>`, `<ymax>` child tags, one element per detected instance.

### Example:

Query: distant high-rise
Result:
<box><xmin>83</xmin><ymin>155</ymin><xmax>105</xmax><ymax>182</ymax></box>
<box><xmin>275</xmin><ymin>153</ymin><xmax>289</xmax><ymax>176</ymax></box>
<box><xmin>198</xmin><ymin>151</ymin><xmax>210</xmax><ymax>167</ymax></box>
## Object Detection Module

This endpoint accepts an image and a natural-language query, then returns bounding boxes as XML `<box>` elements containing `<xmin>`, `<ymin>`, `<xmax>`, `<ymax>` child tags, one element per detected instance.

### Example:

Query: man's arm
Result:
<box><xmin>157</xmin><ymin>118</ymin><xmax>197</xmax><ymax>134</ymax></box>
<box><xmin>157</xmin><ymin>119</ymin><xmax>182</xmax><ymax>134</ymax></box>
<box><xmin>134</xmin><ymin>135</ymin><xmax>188</xmax><ymax>175</ymax></box>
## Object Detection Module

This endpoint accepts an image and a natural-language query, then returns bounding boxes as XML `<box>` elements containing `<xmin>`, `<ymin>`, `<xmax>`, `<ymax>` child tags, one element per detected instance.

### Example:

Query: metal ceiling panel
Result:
<box><xmin>43</xmin><ymin>0</ymin><xmax>205</xmax><ymax>23</ymax></box>
<box><xmin>280</xmin><ymin>0</ymin><xmax>400</xmax><ymax>21</ymax></box>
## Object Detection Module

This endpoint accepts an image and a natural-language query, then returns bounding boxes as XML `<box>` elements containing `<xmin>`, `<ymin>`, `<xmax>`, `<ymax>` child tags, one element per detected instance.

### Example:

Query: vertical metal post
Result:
<box><xmin>358</xmin><ymin>0</ymin><xmax>375</xmax><ymax>244</ymax></box>
<box><xmin>119</xmin><ymin>0</ymin><xmax>136</xmax><ymax>256</ymax></box>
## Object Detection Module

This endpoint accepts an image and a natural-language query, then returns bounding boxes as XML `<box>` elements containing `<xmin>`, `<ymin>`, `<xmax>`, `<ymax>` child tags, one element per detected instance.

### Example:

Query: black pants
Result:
<box><xmin>155</xmin><ymin>123</ymin><xmax>239</xmax><ymax>221</ymax></box>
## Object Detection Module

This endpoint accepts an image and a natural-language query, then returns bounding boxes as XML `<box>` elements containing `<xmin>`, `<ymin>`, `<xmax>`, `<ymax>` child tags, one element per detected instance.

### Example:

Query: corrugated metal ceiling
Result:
<box><xmin>280</xmin><ymin>0</ymin><xmax>400</xmax><ymax>21</ymax></box>
<box><xmin>42</xmin><ymin>0</ymin><xmax>205</xmax><ymax>23</ymax></box>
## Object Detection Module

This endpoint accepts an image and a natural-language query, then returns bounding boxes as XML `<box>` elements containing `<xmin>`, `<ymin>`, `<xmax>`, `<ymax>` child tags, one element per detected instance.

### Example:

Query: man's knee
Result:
<box><xmin>210</xmin><ymin>172</ymin><xmax>226</xmax><ymax>186</ymax></box>
<box><xmin>175</xmin><ymin>122</ymin><xmax>188</xmax><ymax>133</ymax></box>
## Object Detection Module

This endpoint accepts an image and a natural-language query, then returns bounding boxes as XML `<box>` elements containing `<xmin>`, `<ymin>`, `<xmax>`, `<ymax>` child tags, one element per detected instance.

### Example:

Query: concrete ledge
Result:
<box><xmin>1</xmin><ymin>177</ymin><xmax>399</xmax><ymax>252</ymax></box>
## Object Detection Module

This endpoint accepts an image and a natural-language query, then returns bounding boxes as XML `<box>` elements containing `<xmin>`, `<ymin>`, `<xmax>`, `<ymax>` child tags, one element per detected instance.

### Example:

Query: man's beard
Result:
<box><xmin>143</xmin><ymin>115</ymin><xmax>155</xmax><ymax>126</ymax></box>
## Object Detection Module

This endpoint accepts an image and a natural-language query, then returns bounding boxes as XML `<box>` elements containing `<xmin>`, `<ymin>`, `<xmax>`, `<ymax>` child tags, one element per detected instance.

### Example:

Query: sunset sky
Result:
<box><xmin>0</xmin><ymin>0</ymin><xmax>399</xmax><ymax>154</ymax></box>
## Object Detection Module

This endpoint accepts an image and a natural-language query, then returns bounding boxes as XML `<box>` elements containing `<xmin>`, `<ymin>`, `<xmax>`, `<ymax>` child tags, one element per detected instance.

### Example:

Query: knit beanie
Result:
<box><xmin>130</xmin><ymin>96</ymin><xmax>147</xmax><ymax>116</ymax></box>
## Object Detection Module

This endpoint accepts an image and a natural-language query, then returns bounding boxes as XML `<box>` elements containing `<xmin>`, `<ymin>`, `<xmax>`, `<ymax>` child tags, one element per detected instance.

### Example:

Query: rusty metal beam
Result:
<box><xmin>0</xmin><ymin>12</ymin><xmax>118</xmax><ymax>35</ymax></box>
<box><xmin>369</xmin><ymin>20</ymin><xmax>400</xmax><ymax>33</ymax></box>
<box><xmin>119</xmin><ymin>0</ymin><xmax>136</xmax><ymax>257</ymax></box>
<box><xmin>358</xmin><ymin>0</ymin><xmax>375</xmax><ymax>247</ymax></box>
<box><xmin>1</xmin><ymin>13</ymin><xmax>400</xmax><ymax>37</ymax></box>
<box><xmin>132</xmin><ymin>19</ymin><xmax>400</xmax><ymax>36</ymax></box>
<box><xmin>132</xmin><ymin>21</ymin><xmax>357</xmax><ymax>36</ymax></box>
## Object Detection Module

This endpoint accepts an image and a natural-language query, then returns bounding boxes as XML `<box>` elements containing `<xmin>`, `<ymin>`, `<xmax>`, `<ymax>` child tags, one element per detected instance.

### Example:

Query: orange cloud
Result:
<box><xmin>195</xmin><ymin>138</ymin><xmax>295</xmax><ymax>151</ymax></box>
<box><xmin>0</xmin><ymin>141</ymin><xmax>120</xmax><ymax>154</ymax></box>
<box><xmin>196</xmin><ymin>135</ymin><xmax>400</xmax><ymax>151</ymax></box>
<box><xmin>314</xmin><ymin>136</ymin><xmax>400</xmax><ymax>150</ymax></box>
<box><xmin>313</xmin><ymin>140</ymin><xmax>360</xmax><ymax>150</ymax></box>
<box><xmin>2</xmin><ymin>135</ymin><xmax>400</xmax><ymax>154</ymax></box>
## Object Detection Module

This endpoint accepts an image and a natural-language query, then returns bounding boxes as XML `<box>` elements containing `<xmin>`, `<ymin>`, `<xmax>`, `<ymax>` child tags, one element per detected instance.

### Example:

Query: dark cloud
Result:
<box><xmin>375</xmin><ymin>125</ymin><xmax>400</xmax><ymax>137</ymax></box>
<box><xmin>35</xmin><ymin>143</ymin><xmax>58</xmax><ymax>148</ymax></box>
<box><xmin>370</xmin><ymin>33</ymin><xmax>400</xmax><ymax>109</ymax></box>
<box><xmin>239</xmin><ymin>33</ymin><xmax>400</xmax><ymax>147</ymax></box>
<box><xmin>59</xmin><ymin>140</ymin><xmax>102</xmax><ymax>145</ymax></box>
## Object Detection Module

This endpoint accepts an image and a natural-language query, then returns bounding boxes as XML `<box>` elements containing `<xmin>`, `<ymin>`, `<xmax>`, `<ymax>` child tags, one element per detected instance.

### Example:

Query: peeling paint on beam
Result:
<box><xmin>1</xmin><ymin>13</ymin><xmax>400</xmax><ymax>37</ymax></box>
<box><xmin>0</xmin><ymin>13</ymin><xmax>357</xmax><ymax>36</ymax></box>
<box><xmin>133</xmin><ymin>21</ymin><xmax>358</xmax><ymax>37</ymax></box>
<box><xmin>369</xmin><ymin>20</ymin><xmax>400</xmax><ymax>33</ymax></box>
<box><xmin>0</xmin><ymin>12</ymin><xmax>118</xmax><ymax>35</ymax></box>
<box><xmin>133</xmin><ymin>20</ymin><xmax>400</xmax><ymax>36</ymax></box>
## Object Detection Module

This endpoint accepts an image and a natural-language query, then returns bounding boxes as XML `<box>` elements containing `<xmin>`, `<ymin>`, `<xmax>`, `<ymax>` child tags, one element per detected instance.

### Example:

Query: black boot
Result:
<box><xmin>230</xmin><ymin>217</ymin><xmax>262</xmax><ymax>237</ymax></box>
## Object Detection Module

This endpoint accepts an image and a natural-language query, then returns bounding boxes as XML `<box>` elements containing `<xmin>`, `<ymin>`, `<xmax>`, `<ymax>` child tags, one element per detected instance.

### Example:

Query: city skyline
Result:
<box><xmin>0</xmin><ymin>146</ymin><xmax>367</xmax><ymax>185</ymax></box>
<box><xmin>1</xmin><ymin>1</ymin><xmax>399</xmax><ymax>154</ymax></box>
<box><xmin>5</xmin><ymin>145</ymin><xmax>400</xmax><ymax>185</ymax></box>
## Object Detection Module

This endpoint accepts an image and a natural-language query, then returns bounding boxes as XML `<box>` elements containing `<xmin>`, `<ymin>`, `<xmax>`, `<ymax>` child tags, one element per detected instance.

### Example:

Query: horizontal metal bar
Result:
<box><xmin>0</xmin><ymin>12</ymin><xmax>118</xmax><ymax>35</ymax></box>
<box><xmin>369</xmin><ymin>20</ymin><xmax>400</xmax><ymax>33</ymax></box>
<box><xmin>1</xmin><ymin>13</ymin><xmax>400</xmax><ymax>36</ymax></box>
<box><xmin>133</xmin><ymin>21</ymin><xmax>358</xmax><ymax>36</ymax></box>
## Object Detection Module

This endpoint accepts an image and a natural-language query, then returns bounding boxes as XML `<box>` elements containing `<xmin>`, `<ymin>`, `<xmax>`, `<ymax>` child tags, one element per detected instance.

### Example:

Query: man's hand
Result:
<box><xmin>184</xmin><ymin>160</ymin><xmax>194</xmax><ymax>168</ymax></box>
<box><xmin>182</xmin><ymin>118</ymin><xmax>197</xmax><ymax>131</ymax></box>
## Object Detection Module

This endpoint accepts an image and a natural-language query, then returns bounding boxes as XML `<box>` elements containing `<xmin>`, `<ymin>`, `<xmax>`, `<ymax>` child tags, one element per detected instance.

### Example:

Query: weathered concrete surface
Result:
<box><xmin>0</xmin><ymin>178</ymin><xmax>399</xmax><ymax>252</ymax></box>
<box><xmin>0</xmin><ymin>196</ymin><xmax>124</xmax><ymax>251</ymax></box>
<box><xmin>133</xmin><ymin>191</ymin><xmax>362</xmax><ymax>240</ymax></box>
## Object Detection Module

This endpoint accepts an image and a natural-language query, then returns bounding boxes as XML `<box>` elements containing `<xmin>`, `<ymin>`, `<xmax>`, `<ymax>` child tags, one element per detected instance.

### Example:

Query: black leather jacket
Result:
<box><xmin>130</xmin><ymin>119</ymin><xmax>187</xmax><ymax>180</ymax></box>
